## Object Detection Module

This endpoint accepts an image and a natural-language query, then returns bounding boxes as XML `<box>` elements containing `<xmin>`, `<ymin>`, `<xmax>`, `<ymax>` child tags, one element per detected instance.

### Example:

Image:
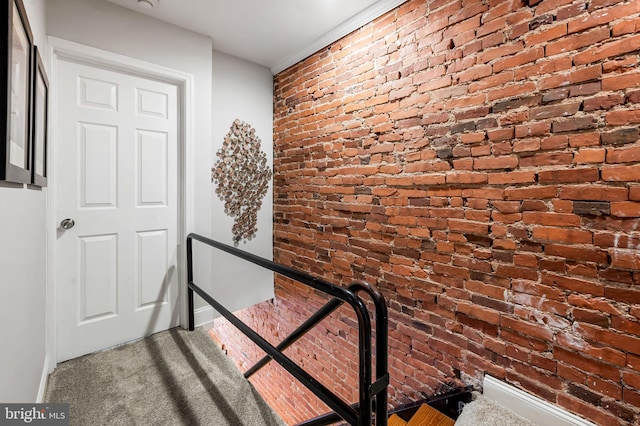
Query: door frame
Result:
<box><xmin>46</xmin><ymin>37</ymin><xmax>195</xmax><ymax>369</ymax></box>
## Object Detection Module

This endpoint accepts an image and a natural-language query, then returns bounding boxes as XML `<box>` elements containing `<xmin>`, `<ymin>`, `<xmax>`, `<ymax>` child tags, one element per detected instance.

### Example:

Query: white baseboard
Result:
<box><xmin>194</xmin><ymin>305</ymin><xmax>218</xmax><ymax>329</ymax></box>
<box><xmin>36</xmin><ymin>355</ymin><xmax>50</xmax><ymax>403</ymax></box>
<box><xmin>483</xmin><ymin>375</ymin><xmax>596</xmax><ymax>426</ymax></box>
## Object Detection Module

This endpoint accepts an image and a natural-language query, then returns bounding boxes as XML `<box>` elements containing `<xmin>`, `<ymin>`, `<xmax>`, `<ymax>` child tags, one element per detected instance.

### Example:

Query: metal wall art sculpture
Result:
<box><xmin>211</xmin><ymin>119</ymin><xmax>272</xmax><ymax>244</ymax></box>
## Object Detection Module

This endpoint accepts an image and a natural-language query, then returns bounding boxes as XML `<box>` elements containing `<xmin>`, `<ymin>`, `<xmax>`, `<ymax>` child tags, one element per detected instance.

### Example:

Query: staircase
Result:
<box><xmin>389</xmin><ymin>404</ymin><xmax>456</xmax><ymax>426</ymax></box>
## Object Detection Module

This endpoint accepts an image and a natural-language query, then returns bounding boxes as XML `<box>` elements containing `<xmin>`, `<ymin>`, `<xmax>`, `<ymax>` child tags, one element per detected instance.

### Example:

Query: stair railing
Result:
<box><xmin>187</xmin><ymin>233</ymin><xmax>389</xmax><ymax>426</ymax></box>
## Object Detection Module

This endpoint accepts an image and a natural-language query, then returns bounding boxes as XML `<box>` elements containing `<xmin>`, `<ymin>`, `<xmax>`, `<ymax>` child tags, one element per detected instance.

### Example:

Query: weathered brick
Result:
<box><xmin>521</xmin><ymin>200</ymin><xmax>548</xmax><ymax>212</ymax></box>
<box><xmin>603</xmin><ymin>57</ymin><xmax>638</xmax><ymax>74</ymax></box>
<box><xmin>493</xmin><ymin>48</ymin><xmax>544</xmax><ymax>73</ymax></box>
<box><xmin>489</xmin><ymin>83</ymin><xmax>538</xmax><ymax>103</ymax></box>
<box><xmin>568</xmin><ymin>132</ymin><xmax>600</xmax><ymax>148</ymax></box>
<box><xmin>602</xmin><ymin>70</ymin><xmax>640</xmax><ymax>91</ymax></box>
<box><xmin>574</xmin><ymin>34</ymin><xmax>640</xmax><ymax>66</ymax></box>
<box><xmin>577</xmin><ymin>323</ymin><xmax>640</xmax><ymax>355</ymax></box>
<box><xmin>560</xmin><ymin>185</ymin><xmax>628</xmax><ymax>201</ymax></box>
<box><xmin>569</xmin><ymin>1</ymin><xmax>640</xmax><ymax>33</ymax></box>
<box><xmin>538</xmin><ymin>168</ymin><xmax>599</xmax><ymax>184</ymax></box>
<box><xmin>574</xmin><ymin>148</ymin><xmax>605</xmax><ymax>164</ymax></box>
<box><xmin>488</xmin><ymin>171</ymin><xmax>536</xmax><ymax>185</ymax></box>
<box><xmin>523</xmin><ymin>212</ymin><xmax>581</xmax><ymax>227</ymax></box>
<box><xmin>611</xmin><ymin>202</ymin><xmax>640</xmax><ymax>218</ymax></box>
<box><xmin>601</xmin><ymin>128</ymin><xmax>640</xmax><ymax>146</ymax></box>
<box><xmin>545</xmin><ymin>244</ymin><xmax>608</xmax><ymax>264</ymax></box>
<box><xmin>573</xmin><ymin>201</ymin><xmax>611</xmax><ymax>216</ymax></box>
<box><xmin>610</xmin><ymin>249</ymin><xmax>640</xmax><ymax>270</ymax></box>
<box><xmin>492</xmin><ymin>95</ymin><xmax>541</xmax><ymax>113</ymax></box>
<box><xmin>543</xmin><ymin>273</ymin><xmax>603</xmax><ymax>297</ymax></box>
<box><xmin>538</xmin><ymin>65</ymin><xmax>602</xmax><ymax>91</ymax></box>
<box><xmin>607</xmin><ymin>144</ymin><xmax>640</xmax><ymax>164</ymax></box>
<box><xmin>602</xmin><ymin>164</ymin><xmax>640</xmax><ymax>182</ymax></box>
<box><xmin>501</xmin><ymin>317</ymin><xmax>553</xmax><ymax>341</ymax></box>
<box><xmin>583</xmin><ymin>94</ymin><xmax>625</xmax><ymax>112</ymax></box>
<box><xmin>474</xmin><ymin>156</ymin><xmax>519</xmax><ymax>170</ymax></box>
<box><xmin>568</xmin><ymin>383</ymin><xmax>603</xmax><ymax>406</ymax></box>
<box><xmin>525</xmin><ymin>22</ymin><xmax>566</xmax><ymax>45</ymax></box>
<box><xmin>557</xmin><ymin>3</ymin><xmax>588</xmax><ymax>20</ymax></box>
<box><xmin>542</xmin><ymin>88</ymin><xmax>569</xmax><ymax>103</ymax></box>
<box><xmin>506</xmin><ymin>186</ymin><xmax>557</xmax><ymax>200</ymax></box>
<box><xmin>612</xmin><ymin>12</ymin><xmax>640</xmax><ymax>34</ymax></box>
<box><xmin>545</xmin><ymin>26</ymin><xmax>610</xmax><ymax>57</ymax></box>
<box><xmin>551</xmin><ymin>116</ymin><xmax>598</xmax><ymax>133</ymax></box>
<box><xmin>515</xmin><ymin>123</ymin><xmax>550</xmax><ymax>138</ymax></box>
<box><xmin>568</xmin><ymin>82</ymin><xmax>600</xmax><ymax>97</ymax></box>
<box><xmin>513</xmin><ymin>138</ymin><xmax>541</xmax><ymax>152</ymax></box>
<box><xmin>606</xmin><ymin>109</ymin><xmax>640</xmax><ymax>126</ymax></box>
<box><xmin>533</xmin><ymin>227</ymin><xmax>593</xmax><ymax>245</ymax></box>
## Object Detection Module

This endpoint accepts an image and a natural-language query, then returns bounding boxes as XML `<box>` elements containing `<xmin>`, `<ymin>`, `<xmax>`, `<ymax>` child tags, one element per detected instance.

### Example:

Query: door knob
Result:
<box><xmin>60</xmin><ymin>218</ymin><xmax>75</xmax><ymax>230</ymax></box>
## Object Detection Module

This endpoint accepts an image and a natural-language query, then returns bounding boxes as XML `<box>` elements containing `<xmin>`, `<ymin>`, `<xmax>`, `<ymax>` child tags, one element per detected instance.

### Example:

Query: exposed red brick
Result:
<box><xmin>538</xmin><ymin>168</ymin><xmax>599</xmax><ymax>184</ymax></box>
<box><xmin>218</xmin><ymin>2</ymin><xmax>640</xmax><ymax>425</ymax></box>
<box><xmin>524</xmin><ymin>23</ymin><xmax>567</xmax><ymax>46</ymax></box>
<box><xmin>538</xmin><ymin>65</ymin><xmax>602</xmax><ymax>91</ymax></box>
<box><xmin>613</xmin><ymin>17</ymin><xmax>640</xmax><ymax>36</ymax></box>
<box><xmin>606</xmin><ymin>109</ymin><xmax>640</xmax><ymax>125</ymax></box>
<box><xmin>568</xmin><ymin>132</ymin><xmax>600</xmax><ymax>147</ymax></box>
<box><xmin>574</xmin><ymin>148</ymin><xmax>605</xmax><ymax>164</ymax></box>
<box><xmin>559</xmin><ymin>185</ymin><xmax>628</xmax><ymax>201</ymax></box>
<box><xmin>532</xmin><ymin>227</ymin><xmax>593</xmax><ymax>245</ymax></box>
<box><xmin>569</xmin><ymin>1</ymin><xmax>640</xmax><ymax>33</ymax></box>
<box><xmin>611</xmin><ymin>202</ymin><xmax>640</xmax><ymax>218</ymax></box>
<box><xmin>574</xmin><ymin>34</ymin><xmax>640</xmax><ymax>66</ymax></box>
<box><xmin>546</xmin><ymin>26</ymin><xmax>610</xmax><ymax>57</ymax></box>
<box><xmin>602</xmin><ymin>164</ymin><xmax>640</xmax><ymax>182</ymax></box>
<box><xmin>602</xmin><ymin>70</ymin><xmax>640</xmax><ymax>91</ymax></box>
<box><xmin>505</xmin><ymin>186</ymin><xmax>557</xmax><ymax>200</ymax></box>
<box><xmin>530</xmin><ymin>102</ymin><xmax>581</xmax><ymax>120</ymax></box>
<box><xmin>583</xmin><ymin>93</ymin><xmax>625</xmax><ymax>112</ymax></box>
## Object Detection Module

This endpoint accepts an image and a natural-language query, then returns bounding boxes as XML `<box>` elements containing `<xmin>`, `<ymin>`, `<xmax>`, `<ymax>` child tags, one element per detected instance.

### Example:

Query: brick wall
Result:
<box><xmin>210</xmin><ymin>0</ymin><xmax>640</xmax><ymax>424</ymax></box>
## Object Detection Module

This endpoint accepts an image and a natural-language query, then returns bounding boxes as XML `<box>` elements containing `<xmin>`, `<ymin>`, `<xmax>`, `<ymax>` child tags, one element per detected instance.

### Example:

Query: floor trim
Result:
<box><xmin>36</xmin><ymin>355</ymin><xmax>50</xmax><ymax>403</ymax></box>
<box><xmin>483</xmin><ymin>375</ymin><xmax>596</xmax><ymax>426</ymax></box>
<box><xmin>194</xmin><ymin>306</ymin><xmax>216</xmax><ymax>329</ymax></box>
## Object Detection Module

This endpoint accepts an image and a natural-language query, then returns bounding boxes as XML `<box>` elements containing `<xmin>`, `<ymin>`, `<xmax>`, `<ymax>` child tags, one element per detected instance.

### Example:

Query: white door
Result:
<box><xmin>55</xmin><ymin>58</ymin><xmax>180</xmax><ymax>362</ymax></box>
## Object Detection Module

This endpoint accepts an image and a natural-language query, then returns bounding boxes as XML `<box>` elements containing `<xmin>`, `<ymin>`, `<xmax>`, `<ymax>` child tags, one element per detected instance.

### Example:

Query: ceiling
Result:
<box><xmin>104</xmin><ymin>0</ymin><xmax>406</xmax><ymax>74</ymax></box>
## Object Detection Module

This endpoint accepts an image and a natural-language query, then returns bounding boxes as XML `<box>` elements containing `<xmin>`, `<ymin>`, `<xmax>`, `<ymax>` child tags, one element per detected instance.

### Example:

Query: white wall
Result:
<box><xmin>209</xmin><ymin>51</ymin><xmax>275</xmax><ymax>313</ymax></box>
<box><xmin>0</xmin><ymin>0</ymin><xmax>48</xmax><ymax>403</ymax></box>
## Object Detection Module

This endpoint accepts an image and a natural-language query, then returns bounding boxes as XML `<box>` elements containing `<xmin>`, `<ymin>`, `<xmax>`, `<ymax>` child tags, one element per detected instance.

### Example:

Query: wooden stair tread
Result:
<box><xmin>406</xmin><ymin>404</ymin><xmax>455</xmax><ymax>426</ymax></box>
<box><xmin>388</xmin><ymin>413</ymin><xmax>408</xmax><ymax>426</ymax></box>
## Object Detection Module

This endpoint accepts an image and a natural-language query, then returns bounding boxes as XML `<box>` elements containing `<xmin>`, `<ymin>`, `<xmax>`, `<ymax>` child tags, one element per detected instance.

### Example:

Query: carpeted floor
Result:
<box><xmin>455</xmin><ymin>393</ymin><xmax>533</xmax><ymax>426</ymax></box>
<box><xmin>45</xmin><ymin>327</ymin><xmax>286</xmax><ymax>426</ymax></box>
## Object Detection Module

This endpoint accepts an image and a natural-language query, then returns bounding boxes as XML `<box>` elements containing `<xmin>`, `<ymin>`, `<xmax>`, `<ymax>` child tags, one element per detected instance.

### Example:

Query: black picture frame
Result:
<box><xmin>0</xmin><ymin>0</ymin><xmax>33</xmax><ymax>184</ymax></box>
<box><xmin>30</xmin><ymin>45</ymin><xmax>47</xmax><ymax>187</ymax></box>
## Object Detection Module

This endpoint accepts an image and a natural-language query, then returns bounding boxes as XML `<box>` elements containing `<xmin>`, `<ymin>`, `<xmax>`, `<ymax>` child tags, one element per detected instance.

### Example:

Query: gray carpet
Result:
<box><xmin>455</xmin><ymin>393</ymin><xmax>533</xmax><ymax>426</ymax></box>
<box><xmin>45</xmin><ymin>327</ymin><xmax>286</xmax><ymax>426</ymax></box>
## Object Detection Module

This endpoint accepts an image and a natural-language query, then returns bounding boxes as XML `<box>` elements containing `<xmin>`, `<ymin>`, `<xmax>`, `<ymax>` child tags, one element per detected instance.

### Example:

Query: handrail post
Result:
<box><xmin>351</xmin><ymin>282</ymin><xmax>389</xmax><ymax>426</ymax></box>
<box><xmin>355</xmin><ymin>302</ymin><xmax>372</xmax><ymax>426</ymax></box>
<box><xmin>374</xmin><ymin>292</ymin><xmax>389</xmax><ymax>426</ymax></box>
<box><xmin>187</xmin><ymin>235</ymin><xmax>195</xmax><ymax>331</ymax></box>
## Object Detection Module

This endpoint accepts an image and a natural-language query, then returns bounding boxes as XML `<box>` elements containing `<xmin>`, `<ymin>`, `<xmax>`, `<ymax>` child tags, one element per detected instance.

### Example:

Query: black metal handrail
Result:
<box><xmin>186</xmin><ymin>233</ymin><xmax>389</xmax><ymax>426</ymax></box>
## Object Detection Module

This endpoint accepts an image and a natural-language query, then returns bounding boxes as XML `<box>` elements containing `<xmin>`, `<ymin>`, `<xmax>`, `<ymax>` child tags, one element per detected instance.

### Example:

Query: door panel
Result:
<box><xmin>56</xmin><ymin>58</ymin><xmax>179</xmax><ymax>362</ymax></box>
<box><xmin>79</xmin><ymin>233</ymin><xmax>118</xmax><ymax>323</ymax></box>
